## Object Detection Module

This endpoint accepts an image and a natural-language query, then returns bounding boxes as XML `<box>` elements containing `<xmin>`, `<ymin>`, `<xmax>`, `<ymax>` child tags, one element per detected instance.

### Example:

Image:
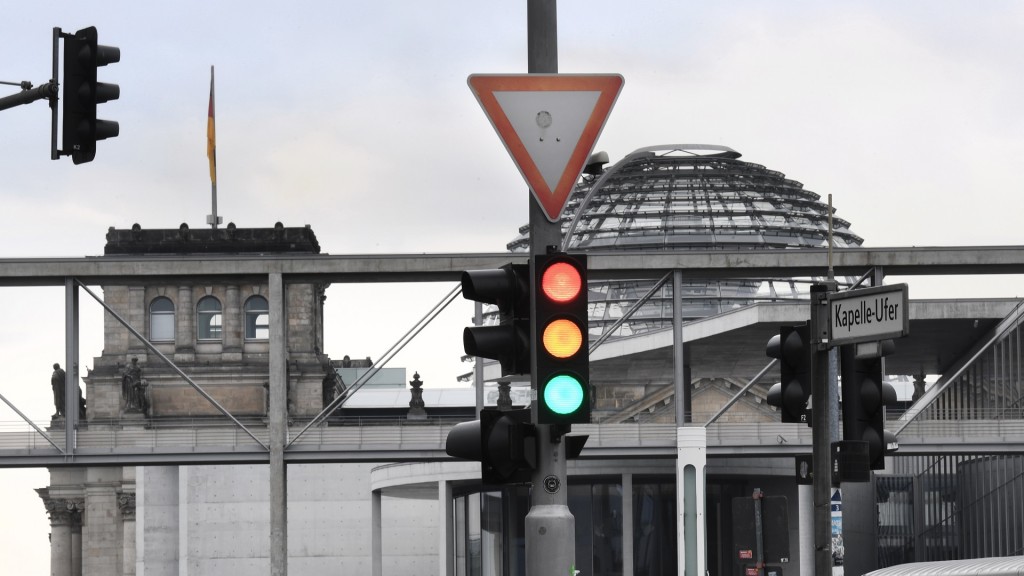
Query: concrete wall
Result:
<box><xmin>136</xmin><ymin>463</ymin><xmax>405</xmax><ymax>576</ymax></box>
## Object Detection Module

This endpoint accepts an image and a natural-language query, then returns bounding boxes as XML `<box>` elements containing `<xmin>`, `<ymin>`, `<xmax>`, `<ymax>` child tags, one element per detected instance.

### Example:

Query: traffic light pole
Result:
<box><xmin>809</xmin><ymin>282</ymin><xmax>836</xmax><ymax>576</ymax></box>
<box><xmin>525</xmin><ymin>2</ymin><xmax>577</xmax><ymax>575</ymax></box>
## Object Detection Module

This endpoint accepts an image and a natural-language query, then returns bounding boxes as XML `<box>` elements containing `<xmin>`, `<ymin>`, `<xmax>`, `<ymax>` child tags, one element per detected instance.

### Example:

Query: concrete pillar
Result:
<box><xmin>677</xmin><ymin>427</ymin><xmax>706</xmax><ymax>576</ymax></box>
<box><xmin>269</xmin><ymin>273</ymin><xmax>288</xmax><ymax>576</ymax></box>
<box><xmin>798</xmin><ymin>484</ymin><xmax>813</xmax><ymax>576</ymax></box>
<box><xmin>371</xmin><ymin>490</ymin><xmax>382</xmax><ymax>576</ymax></box>
<box><xmin>439</xmin><ymin>481</ymin><xmax>454</xmax><ymax>576</ymax></box>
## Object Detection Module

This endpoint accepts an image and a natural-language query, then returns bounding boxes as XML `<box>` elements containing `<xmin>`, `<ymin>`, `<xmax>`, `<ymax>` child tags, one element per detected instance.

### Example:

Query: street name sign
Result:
<box><xmin>828</xmin><ymin>283</ymin><xmax>909</xmax><ymax>346</ymax></box>
<box><xmin>468</xmin><ymin>74</ymin><xmax>624</xmax><ymax>222</ymax></box>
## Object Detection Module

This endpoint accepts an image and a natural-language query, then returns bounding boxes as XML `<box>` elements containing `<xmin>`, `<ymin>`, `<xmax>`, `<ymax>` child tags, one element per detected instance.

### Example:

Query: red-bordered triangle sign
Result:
<box><xmin>469</xmin><ymin>74</ymin><xmax>624</xmax><ymax>222</ymax></box>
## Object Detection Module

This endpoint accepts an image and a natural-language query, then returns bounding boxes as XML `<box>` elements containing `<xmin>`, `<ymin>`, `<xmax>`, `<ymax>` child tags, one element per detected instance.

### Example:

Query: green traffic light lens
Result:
<box><xmin>543</xmin><ymin>375</ymin><xmax>585</xmax><ymax>415</ymax></box>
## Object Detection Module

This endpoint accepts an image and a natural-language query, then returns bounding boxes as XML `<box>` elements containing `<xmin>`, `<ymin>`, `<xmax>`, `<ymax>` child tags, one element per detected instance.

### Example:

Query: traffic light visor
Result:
<box><xmin>542</xmin><ymin>318</ymin><xmax>583</xmax><ymax>358</ymax></box>
<box><xmin>541</xmin><ymin>262</ymin><xmax>582</xmax><ymax>303</ymax></box>
<box><xmin>543</xmin><ymin>374</ymin><xmax>585</xmax><ymax>415</ymax></box>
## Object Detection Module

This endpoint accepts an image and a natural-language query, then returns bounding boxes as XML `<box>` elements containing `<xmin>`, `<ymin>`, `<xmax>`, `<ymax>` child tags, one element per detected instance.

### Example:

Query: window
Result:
<box><xmin>196</xmin><ymin>296</ymin><xmax>222</xmax><ymax>340</ymax></box>
<box><xmin>244</xmin><ymin>296</ymin><xmax>269</xmax><ymax>340</ymax></box>
<box><xmin>149</xmin><ymin>297</ymin><xmax>175</xmax><ymax>341</ymax></box>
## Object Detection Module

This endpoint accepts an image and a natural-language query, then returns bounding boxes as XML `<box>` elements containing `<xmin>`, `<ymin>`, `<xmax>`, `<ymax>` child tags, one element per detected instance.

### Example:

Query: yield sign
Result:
<box><xmin>468</xmin><ymin>74</ymin><xmax>624</xmax><ymax>222</ymax></box>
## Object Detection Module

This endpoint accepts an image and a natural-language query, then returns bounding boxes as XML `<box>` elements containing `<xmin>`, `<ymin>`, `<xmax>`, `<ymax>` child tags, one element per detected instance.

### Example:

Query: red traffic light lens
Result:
<box><xmin>541</xmin><ymin>262</ymin><xmax>582</xmax><ymax>303</ymax></box>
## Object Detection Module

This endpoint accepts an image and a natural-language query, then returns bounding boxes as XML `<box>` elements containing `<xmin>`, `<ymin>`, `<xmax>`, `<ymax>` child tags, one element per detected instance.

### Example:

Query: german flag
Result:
<box><xmin>207</xmin><ymin>66</ymin><xmax>216</xmax><ymax>186</ymax></box>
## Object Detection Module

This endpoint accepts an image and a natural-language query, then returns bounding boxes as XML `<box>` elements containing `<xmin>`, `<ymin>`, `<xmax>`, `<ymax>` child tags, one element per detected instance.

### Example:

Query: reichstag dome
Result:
<box><xmin>506</xmin><ymin>144</ymin><xmax>863</xmax><ymax>339</ymax></box>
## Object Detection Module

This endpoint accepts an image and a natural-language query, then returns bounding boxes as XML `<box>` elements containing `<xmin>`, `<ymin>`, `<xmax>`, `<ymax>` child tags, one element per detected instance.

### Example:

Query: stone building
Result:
<box><xmin>38</xmin><ymin>223</ymin><xmax>347</xmax><ymax>575</ymax></box>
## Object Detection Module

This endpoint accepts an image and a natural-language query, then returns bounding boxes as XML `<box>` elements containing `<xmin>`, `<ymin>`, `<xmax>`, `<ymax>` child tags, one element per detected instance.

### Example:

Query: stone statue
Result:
<box><xmin>51</xmin><ymin>363</ymin><xmax>66</xmax><ymax>417</ymax></box>
<box><xmin>121</xmin><ymin>358</ymin><xmax>145</xmax><ymax>412</ymax></box>
<box><xmin>132</xmin><ymin>379</ymin><xmax>150</xmax><ymax>414</ymax></box>
<box><xmin>407</xmin><ymin>372</ymin><xmax>427</xmax><ymax>420</ymax></box>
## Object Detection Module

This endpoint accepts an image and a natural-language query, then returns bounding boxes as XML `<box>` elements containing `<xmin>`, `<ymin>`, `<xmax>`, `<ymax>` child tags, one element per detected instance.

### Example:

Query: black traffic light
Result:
<box><xmin>534</xmin><ymin>252</ymin><xmax>590</xmax><ymax>425</ymax></box>
<box><xmin>841</xmin><ymin>341</ymin><xmax>897</xmax><ymax>470</ymax></box>
<box><xmin>765</xmin><ymin>323</ymin><xmax>813</xmax><ymax>423</ymax></box>
<box><xmin>445</xmin><ymin>408</ymin><xmax>536</xmax><ymax>484</ymax></box>
<box><xmin>62</xmin><ymin>26</ymin><xmax>119</xmax><ymax>164</ymax></box>
<box><xmin>461</xmin><ymin>263</ymin><xmax>530</xmax><ymax>375</ymax></box>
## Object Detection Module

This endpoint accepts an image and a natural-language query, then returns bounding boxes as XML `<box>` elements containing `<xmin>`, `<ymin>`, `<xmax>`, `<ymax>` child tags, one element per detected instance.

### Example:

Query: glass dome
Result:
<box><xmin>506</xmin><ymin>145</ymin><xmax>864</xmax><ymax>339</ymax></box>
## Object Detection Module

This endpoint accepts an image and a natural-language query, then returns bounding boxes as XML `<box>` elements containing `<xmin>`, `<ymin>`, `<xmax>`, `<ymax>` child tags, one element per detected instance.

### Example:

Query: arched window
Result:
<box><xmin>149</xmin><ymin>297</ymin><xmax>175</xmax><ymax>341</ymax></box>
<box><xmin>244</xmin><ymin>296</ymin><xmax>269</xmax><ymax>340</ymax></box>
<box><xmin>196</xmin><ymin>296</ymin><xmax>223</xmax><ymax>340</ymax></box>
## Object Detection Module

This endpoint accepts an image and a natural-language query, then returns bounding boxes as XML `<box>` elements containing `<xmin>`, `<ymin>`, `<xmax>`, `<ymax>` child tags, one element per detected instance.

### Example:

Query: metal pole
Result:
<box><xmin>525</xmin><ymin>2</ymin><xmax>576</xmax><ymax>576</ymax></box>
<box><xmin>0</xmin><ymin>392</ymin><xmax>64</xmax><ymax>452</ymax></box>
<box><xmin>269</xmin><ymin>273</ymin><xmax>287</xmax><ymax>576</ymax></box>
<box><xmin>52</xmin><ymin>27</ymin><xmax>61</xmax><ymax>160</ymax></box>
<box><xmin>810</xmin><ymin>282</ymin><xmax>835</xmax><ymax>575</ymax></box>
<box><xmin>209</xmin><ymin>65</ymin><xmax>219</xmax><ymax>229</ymax></box>
<box><xmin>0</xmin><ymin>82</ymin><xmax>57</xmax><ymax>111</ymax></box>
<box><xmin>674</xmin><ymin>269</ymin><xmax>687</xmax><ymax>424</ymax></box>
<box><xmin>64</xmin><ymin>278</ymin><xmax>78</xmax><ymax>458</ymax></box>
<box><xmin>474</xmin><ymin>301</ymin><xmax>484</xmax><ymax>416</ymax></box>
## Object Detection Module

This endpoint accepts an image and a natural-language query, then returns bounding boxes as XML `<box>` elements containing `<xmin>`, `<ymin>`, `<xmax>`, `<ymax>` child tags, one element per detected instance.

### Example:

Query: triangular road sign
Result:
<box><xmin>469</xmin><ymin>74</ymin><xmax>624</xmax><ymax>222</ymax></box>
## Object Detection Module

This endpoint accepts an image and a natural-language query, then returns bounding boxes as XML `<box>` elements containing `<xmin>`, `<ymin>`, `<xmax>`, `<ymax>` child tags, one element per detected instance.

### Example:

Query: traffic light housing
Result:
<box><xmin>841</xmin><ymin>342</ymin><xmax>897</xmax><ymax>470</ymax></box>
<box><xmin>765</xmin><ymin>323</ymin><xmax>813</xmax><ymax>423</ymax></box>
<box><xmin>62</xmin><ymin>26</ymin><xmax>120</xmax><ymax>164</ymax></box>
<box><xmin>461</xmin><ymin>263</ymin><xmax>530</xmax><ymax>375</ymax></box>
<box><xmin>445</xmin><ymin>408</ymin><xmax>537</xmax><ymax>484</ymax></box>
<box><xmin>534</xmin><ymin>253</ymin><xmax>590</xmax><ymax>425</ymax></box>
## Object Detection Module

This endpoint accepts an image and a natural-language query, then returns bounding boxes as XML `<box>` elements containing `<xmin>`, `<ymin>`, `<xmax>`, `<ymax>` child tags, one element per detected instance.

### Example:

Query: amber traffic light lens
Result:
<box><xmin>541</xmin><ymin>262</ymin><xmax>582</xmax><ymax>303</ymax></box>
<box><xmin>542</xmin><ymin>318</ymin><xmax>583</xmax><ymax>358</ymax></box>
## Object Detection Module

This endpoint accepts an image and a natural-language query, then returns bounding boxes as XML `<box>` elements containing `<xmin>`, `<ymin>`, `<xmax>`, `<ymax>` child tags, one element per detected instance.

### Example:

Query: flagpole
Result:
<box><xmin>207</xmin><ymin>65</ymin><xmax>221</xmax><ymax>229</ymax></box>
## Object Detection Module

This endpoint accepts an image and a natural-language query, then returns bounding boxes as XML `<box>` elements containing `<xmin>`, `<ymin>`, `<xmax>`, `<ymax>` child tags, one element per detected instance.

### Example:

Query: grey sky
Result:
<box><xmin>3</xmin><ymin>2</ymin><xmax>1024</xmax><ymax>572</ymax></box>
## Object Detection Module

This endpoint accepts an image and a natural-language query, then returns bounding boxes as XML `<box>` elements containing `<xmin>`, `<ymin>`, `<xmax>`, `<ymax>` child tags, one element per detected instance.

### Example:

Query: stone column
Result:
<box><xmin>127</xmin><ymin>287</ymin><xmax>146</xmax><ymax>359</ymax></box>
<box><xmin>83</xmin><ymin>467</ymin><xmax>124</xmax><ymax>576</ymax></box>
<box><xmin>175</xmin><ymin>286</ymin><xmax>194</xmax><ymax>362</ymax></box>
<box><xmin>118</xmin><ymin>491</ymin><xmax>136</xmax><ymax>576</ymax></box>
<box><xmin>38</xmin><ymin>493</ymin><xmax>84</xmax><ymax>576</ymax></box>
<box><xmin>70</xmin><ymin>524</ymin><xmax>82</xmax><ymax>576</ymax></box>
<box><xmin>224</xmin><ymin>284</ymin><xmax>242</xmax><ymax>359</ymax></box>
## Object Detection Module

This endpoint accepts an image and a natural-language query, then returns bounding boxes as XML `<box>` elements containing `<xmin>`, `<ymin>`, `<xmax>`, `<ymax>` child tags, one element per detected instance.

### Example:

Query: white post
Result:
<box><xmin>799</xmin><ymin>484</ymin><xmax>814</xmax><ymax>576</ymax></box>
<box><xmin>677</xmin><ymin>427</ymin><xmax>706</xmax><ymax>576</ymax></box>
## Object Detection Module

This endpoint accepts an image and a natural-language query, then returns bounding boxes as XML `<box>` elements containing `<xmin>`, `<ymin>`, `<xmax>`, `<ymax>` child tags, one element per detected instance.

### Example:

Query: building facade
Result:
<box><xmin>34</xmin><ymin>147</ymin><xmax>1024</xmax><ymax>575</ymax></box>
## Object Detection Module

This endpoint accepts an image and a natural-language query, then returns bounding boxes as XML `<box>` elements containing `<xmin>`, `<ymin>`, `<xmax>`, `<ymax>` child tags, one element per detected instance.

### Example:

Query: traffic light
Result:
<box><xmin>841</xmin><ymin>342</ymin><xmax>897</xmax><ymax>470</ymax></box>
<box><xmin>765</xmin><ymin>323</ymin><xmax>813</xmax><ymax>423</ymax></box>
<box><xmin>445</xmin><ymin>408</ymin><xmax>536</xmax><ymax>484</ymax></box>
<box><xmin>461</xmin><ymin>263</ymin><xmax>530</xmax><ymax>375</ymax></box>
<box><xmin>62</xmin><ymin>26</ymin><xmax>119</xmax><ymax>164</ymax></box>
<box><xmin>534</xmin><ymin>252</ymin><xmax>590</xmax><ymax>425</ymax></box>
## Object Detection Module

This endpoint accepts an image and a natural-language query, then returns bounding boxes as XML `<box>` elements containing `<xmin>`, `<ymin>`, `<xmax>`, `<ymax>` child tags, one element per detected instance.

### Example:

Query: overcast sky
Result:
<box><xmin>3</xmin><ymin>2</ymin><xmax>1024</xmax><ymax>572</ymax></box>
